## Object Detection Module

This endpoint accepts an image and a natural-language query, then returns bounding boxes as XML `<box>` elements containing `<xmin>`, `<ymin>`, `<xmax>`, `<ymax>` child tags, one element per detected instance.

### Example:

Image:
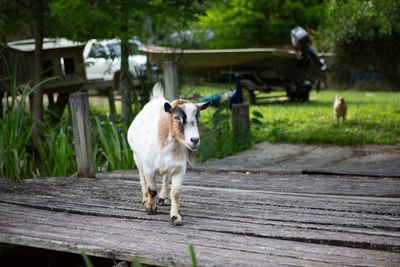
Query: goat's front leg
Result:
<box><xmin>170</xmin><ymin>171</ymin><xmax>185</xmax><ymax>226</ymax></box>
<box><xmin>143</xmin><ymin>170</ymin><xmax>158</xmax><ymax>215</ymax></box>
<box><xmin>158</xmin><ymin>174</ymin><xmax>170</xmax><ymax>206</ymax></box>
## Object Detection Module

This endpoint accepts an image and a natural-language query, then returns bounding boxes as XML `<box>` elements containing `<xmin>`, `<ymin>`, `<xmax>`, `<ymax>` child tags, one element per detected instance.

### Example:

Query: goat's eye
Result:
<box><xmin>173</xmin><ymin>116</ymin><xmax>180</xmax><ymax>121</ymax></box>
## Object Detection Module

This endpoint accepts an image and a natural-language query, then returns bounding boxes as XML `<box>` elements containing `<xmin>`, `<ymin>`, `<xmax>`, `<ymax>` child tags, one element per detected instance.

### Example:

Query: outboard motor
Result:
<box><xmin>291</xmin><ymin>26</ymin><xmax>327</xmax><ymax>71</ymax></box>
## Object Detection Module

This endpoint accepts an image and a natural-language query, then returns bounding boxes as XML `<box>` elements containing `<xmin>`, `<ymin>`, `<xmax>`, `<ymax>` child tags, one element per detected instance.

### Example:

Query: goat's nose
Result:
<box><xmin>190</xmin><ymin>137</ymin><xmax>200</xmax><ymax>145</ymax></box>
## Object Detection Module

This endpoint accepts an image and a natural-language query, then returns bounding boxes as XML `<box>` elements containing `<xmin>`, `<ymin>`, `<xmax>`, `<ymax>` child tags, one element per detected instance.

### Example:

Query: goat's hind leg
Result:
<box><xmin>134</xmin><ymin>154</ymin><xmax>148</xmax><ymax>206</ymax></box>
<box><xmin>158</xmin><ymin>174</ymin><xmax>170</xmax><ymax>206</ymax></box>
<box><xmin>135</xmin><ymin>154</ymin><xmax>156</xmax><ymax>214</ymax></box>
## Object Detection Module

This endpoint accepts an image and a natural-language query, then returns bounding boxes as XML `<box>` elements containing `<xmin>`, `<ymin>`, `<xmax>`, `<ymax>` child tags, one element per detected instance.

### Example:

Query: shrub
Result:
<box><xmin>322</xmin><ymin>0</ymin><xmax>400</xmax><ymax>89</ymax></box>
<box><xmin>197</xmin><ymin>102</ymin><xmax>251</xmax><ymax>162</ymax></box>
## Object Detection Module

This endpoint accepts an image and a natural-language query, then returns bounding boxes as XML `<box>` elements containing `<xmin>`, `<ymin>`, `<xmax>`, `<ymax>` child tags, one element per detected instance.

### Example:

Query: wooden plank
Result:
<box><xmin>1</xmin><ymin>182</ymin><xmax>399</xmax><ymax>252</ymax></box>
<box><xmin>82</xmin><ymin>79</ymin><xmax>114</xmax><ymax>90</ymax></box>
<box><xmin>0</xmin><ymin>175</ymin><xmax>399</xmax><ymax>267</ymax></box>
<box><xmin>2</xmin><ymin>192</ymin><xmax>399</xmax><ymax>255</ymax></box>
<box><xmin>96</xmin><ymin>170</ymin><xmax>400</xmax><ymax>197</ymax></box>
<box><xmin>2</xmin><ymin>187</ymin><xmax>398</xmax><ymax>233</ymax></box>
<box><xmin>1</xmin><ymin>202</ymin><xmax>399</xmax><ymax>267</ymax></box>
<box><xmin>2</xmin><ymin>176</ymin><xmax>399</xmax><ymax>227</ymax></box>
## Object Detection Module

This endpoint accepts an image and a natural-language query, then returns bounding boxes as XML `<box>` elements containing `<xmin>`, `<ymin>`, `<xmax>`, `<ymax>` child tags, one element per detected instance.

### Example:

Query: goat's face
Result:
<box><xmin>165</xmin><ymin>100</ymin><xmax>211</xmax><ymax>151</ymax></box>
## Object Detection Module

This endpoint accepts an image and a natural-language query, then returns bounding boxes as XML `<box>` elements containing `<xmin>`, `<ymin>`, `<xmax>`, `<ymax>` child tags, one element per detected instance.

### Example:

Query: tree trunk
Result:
<box><xmin>119</xmin><ymin>22</ymin><xmax>132</xmax><ymax>126</ymax></box>
<box><xmin>31</xmin><ymin>1</ymin><xmax>45</xmax><ymax>140</ymax></box>
<box><xmin>145</xmin><ymin>17</ymin><xmax>154</xmax><ymax>46</ymax></box>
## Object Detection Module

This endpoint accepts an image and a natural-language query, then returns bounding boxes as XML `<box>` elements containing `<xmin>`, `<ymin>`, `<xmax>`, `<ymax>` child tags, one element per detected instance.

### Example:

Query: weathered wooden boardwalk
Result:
<box><xmin>1</xmin><ymin>170</ymin><xmax>400</xmax><ymax>266</ymax></box>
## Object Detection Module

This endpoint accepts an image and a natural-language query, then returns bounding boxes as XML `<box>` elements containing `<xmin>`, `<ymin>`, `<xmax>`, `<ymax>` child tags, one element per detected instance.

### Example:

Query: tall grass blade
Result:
<box><xmin>188</xmin><ymin>244</ymin><xmax>198</xmax><ymax>267</ymax></box>
<box><xmin>81</xmin><ymin>251</ymin><xmax>94</xmax><ymax>267</ymax></box>
<box><xmin>131</xmin><ymin>258</ymin><xmax>142</xmax><ymax>267</ymax></box>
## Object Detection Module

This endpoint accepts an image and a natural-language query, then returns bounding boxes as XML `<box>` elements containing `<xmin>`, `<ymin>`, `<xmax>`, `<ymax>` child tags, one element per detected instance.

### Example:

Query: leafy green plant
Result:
<box><xmin>94</xmin><ymin>116</ymin><xmax>134</xmax><ymax>172</ymax></box>
<box><xmin>0</xmin><ymin>79</ymin><xmax>36</xmax><ymax>179</ymax></box>
<box><xmin>34</xmin><ymin>120</ymin><xmax>77</xmax><ymax>177</ymax></box>
<box><xmin>197</xmin><ymin>102</ymin><xmax>249</xmax><ymax>162</ymax></box>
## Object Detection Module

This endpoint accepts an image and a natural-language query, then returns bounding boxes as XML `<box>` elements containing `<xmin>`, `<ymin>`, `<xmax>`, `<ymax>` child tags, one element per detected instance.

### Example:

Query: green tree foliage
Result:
<box><xmin>197</xmin><ymin>0</ymin><xmax>326</xmax><ymax>48</ymax></box>
<box><xmin>322</xmin><ymin>0</ymin><xmax>400</xmax><ymax>89</ymax></box>
<box><xmin>51</xmin><ymin>0</ymin><xmax>205</xmax><ymax>125</ymax></box>
<box><xmin>0</xmin><ymin>0</ymin><xmax>55</xmax><ymax>141</ymax></box>
<box><xmin>0</xmin><ymin>0</ymin><xmax>53</xmax><ymax>42</ymax></box>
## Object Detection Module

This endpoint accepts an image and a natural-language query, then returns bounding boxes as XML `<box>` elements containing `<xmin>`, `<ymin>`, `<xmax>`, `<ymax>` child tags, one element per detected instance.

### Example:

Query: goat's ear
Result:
<box><xmin>164</xmin><ymin>102</ymin><xmax>172</xmax><ymax>113</ymax></box>
<box><xmin>197</xmin><ymin>101</ymin><xmax>211</xmax><ymax>110</ymax></box>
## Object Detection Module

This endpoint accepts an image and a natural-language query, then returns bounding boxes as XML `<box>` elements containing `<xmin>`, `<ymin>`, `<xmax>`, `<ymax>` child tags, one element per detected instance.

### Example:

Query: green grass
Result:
<box><xmin>248</xmin><ymin>90</ymin><xmax>400</xmax><ymax>145</ymax></box>
<box><xmin>195</xmin><ymin>89</ymin><xmax>400</xmax><ymax>146</ymax></box>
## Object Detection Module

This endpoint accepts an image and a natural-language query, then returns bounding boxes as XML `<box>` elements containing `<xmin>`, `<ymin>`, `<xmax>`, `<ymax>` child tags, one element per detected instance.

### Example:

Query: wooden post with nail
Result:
<box><xmin>69</xmin><ymin>92</ymin><xmax>94</xmax><ymax>177</ymax></box>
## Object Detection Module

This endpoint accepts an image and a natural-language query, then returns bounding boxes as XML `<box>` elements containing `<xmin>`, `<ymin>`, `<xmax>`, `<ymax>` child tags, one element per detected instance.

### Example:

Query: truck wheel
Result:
<box><xmin>242</xmin><ymin>86</ymin><xmax>256</xmax><ymax>104</ymax></box>
<box><xmin>286</xmin><ymin>81</ymin><xmax>311</xmax><ymax>102</ymax></box>
<box><xmin>286</xmin><ymin>89</ymin><xmax>310</xmax><ymax>102</ymax></box>
<box><xmin>297</xmin><ymin>90</ymin><xmax>310</xmax><ymax>101</ymax></box>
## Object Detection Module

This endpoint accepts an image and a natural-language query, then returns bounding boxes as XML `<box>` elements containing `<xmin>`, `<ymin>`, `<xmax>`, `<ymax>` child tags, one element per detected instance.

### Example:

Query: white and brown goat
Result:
<box><xmin>127</xmin><ymin>83</ymin><xmax>210</xmax><ymax>226</ymax></box>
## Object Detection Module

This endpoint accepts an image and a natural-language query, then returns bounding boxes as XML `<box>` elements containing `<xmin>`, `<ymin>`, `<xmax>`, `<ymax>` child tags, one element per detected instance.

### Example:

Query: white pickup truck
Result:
<box><xmin>83</xmin><ymin>39</ymin><xmax>147</xmax><ymax>81</ymax></box>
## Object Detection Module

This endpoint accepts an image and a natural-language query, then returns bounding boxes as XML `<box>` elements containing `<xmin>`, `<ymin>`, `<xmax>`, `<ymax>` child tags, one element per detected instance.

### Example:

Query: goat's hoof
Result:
<box><xmin>158</xmin><ymin>198</ymin><xmax>169</xmax><ymax>206</ymax></box>
<box><xmin>170</xmin><ymin>215</ymin><xmax>182</xmax><ymax>226</ymax></box>
<box><xmin>145</xmin><ymin>206</ymin><xmax>157</xmax><ymax>215</ymax></box>
<box><xmin>143</xmin><ymin>198</ymin><xmax>157</xmax><ymax>215</ymax></box>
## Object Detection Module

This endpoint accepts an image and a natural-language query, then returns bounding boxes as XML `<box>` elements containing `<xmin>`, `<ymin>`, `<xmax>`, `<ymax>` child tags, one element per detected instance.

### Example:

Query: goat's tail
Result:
<box><xmin>151</xmin><ymin>82</ymin><xmax>164</xmax><ymax>100</ymax></box>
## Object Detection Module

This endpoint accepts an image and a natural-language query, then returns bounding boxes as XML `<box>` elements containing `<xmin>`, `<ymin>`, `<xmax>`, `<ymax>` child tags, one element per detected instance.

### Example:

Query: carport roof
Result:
<box><xmin>7</xmin><ymin>38</ymin><xmax>84</xmax><ymax>52</ymax></box>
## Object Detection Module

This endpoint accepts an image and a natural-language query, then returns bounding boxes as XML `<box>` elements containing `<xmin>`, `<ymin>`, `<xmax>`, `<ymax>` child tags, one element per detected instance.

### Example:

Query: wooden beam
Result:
<box><xmin>162</xmin><ymin>61</ymin><xmax>178</xmax><ymax>101</ymax></box>
<box><xmin>69</xmin><ymin>92</ymin><xmax>94</xmax><ymax>177</ymax></box>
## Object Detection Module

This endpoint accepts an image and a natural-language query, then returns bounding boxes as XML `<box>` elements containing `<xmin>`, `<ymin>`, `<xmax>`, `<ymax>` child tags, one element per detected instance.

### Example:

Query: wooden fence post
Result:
<box><xmin>163</xmin><ymin>61</ymin><xmax>178</xmax><ymax>101</ymax></box>
<box><xmin>69</xmin><ymin>92</ymin><xmax>94</xmax><ymax>178</ymax></box>
<box><xmin>232</xmin><ymin>104</ymin><xmax>250</xmax><ymax>146</ymax></box>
